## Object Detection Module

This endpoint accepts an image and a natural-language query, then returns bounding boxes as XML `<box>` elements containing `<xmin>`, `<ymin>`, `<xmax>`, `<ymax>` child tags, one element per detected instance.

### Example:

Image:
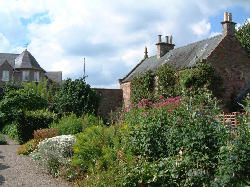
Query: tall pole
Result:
<box><xmin>83</xmin><ymin>58</ymin><xmax>88</xmax><ymax>80</ymax></box>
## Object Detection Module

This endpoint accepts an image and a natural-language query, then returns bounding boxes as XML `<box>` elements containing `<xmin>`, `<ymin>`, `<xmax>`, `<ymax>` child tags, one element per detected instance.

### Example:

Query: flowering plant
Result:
<box><xmin>32</xmin><ymin>135</ymin><xmax>76</xmax><ymax>175</ymax></box>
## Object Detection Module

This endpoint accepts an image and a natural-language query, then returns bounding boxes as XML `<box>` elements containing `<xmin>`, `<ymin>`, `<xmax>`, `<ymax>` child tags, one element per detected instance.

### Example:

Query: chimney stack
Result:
<box><xmin>156</xmin><ymin>35</ymin><xmax>175</xmax><ymax>59</ymax></box>
<box><xmin>221</xmin><ymin>12</ymin><xmax>236</xmax><ymax>37</ymax></box>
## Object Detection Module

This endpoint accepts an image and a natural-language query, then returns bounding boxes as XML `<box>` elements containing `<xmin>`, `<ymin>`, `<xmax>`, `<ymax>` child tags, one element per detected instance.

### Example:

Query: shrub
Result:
<box><xmin>0</xmin><ymin>88</ymin><xmax>48</xmax><ymax>127</ymax></box>
<box><xmin>1</xmin><ymin>121</ymin><xmax>19</xmax><ymax>141</ymax></box>
<box><xmin>72</xmin><ymin>125</ymin><xmax>118</xmax><ymax>172</ymax></box>
<box><xmin>82</xmin><ymin>113</ymin><xmax>103</xmax><ymax>128</ymax></box>
<box><xmin>32</xmin><ymin>135</ymin><xmax>76</xmax><ymax>175</ymax></box>
<box><xmin>0</xmin><ymin>81</ymin><xmax>22</xmax><ymax>100</ymax></box>
<box><xmin>17</xmin><ymin>110</ymin><xmax>56</xmax><ymax>144</ymax></box>
<box><xmin>17</xmin><ymin>139</ymin><xmax>38</xmax><ymax>155</ymax></box>
<box><xmin>50</xmin><ymin>113</ymin><xmax>83</xmax><ymax>135</ymax></box>
<box><xmin>0</xmin><ymin>133</ymin><xmax>7</xmax><ymax>145</ymax></box>
<box><xmin>33</xmin><ymin>128</ymin><xmax>58</xmax><ymax>142</ymax></box>
<box><xmin>51</xmin><ymin>78</ymin><xmax>100</xmax><ymax>117</ymax></box>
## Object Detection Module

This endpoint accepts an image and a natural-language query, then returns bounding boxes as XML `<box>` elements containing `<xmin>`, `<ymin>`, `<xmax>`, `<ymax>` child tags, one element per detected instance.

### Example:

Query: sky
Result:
<box><xmin>0</xmin><ymin>0</ymin><xmax>249</xmax><ymax>88</ymax></box>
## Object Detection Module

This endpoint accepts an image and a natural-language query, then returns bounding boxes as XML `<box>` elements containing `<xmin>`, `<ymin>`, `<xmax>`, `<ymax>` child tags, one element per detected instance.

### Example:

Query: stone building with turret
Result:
<box><xmin>119</xmin><ymin>12</ymin><xmax>250</xmax><ymax>110</ymax></box>
<box><xmin>0</xmin><ymin>49</ymin><xmax>62</xmax><ymax>86</ymax></box>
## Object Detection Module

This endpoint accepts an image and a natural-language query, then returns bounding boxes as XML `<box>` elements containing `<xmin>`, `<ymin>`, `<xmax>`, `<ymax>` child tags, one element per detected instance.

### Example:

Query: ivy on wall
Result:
<box><xmin>131</xmin><ymin>62</ymin><xmax>223</xmax><ymax>104</ymax></box>
<box><xmin>155</xmin><ymin>63</ymin><xmax>181</xmax><ymax>98</ymax></box>
<box><xmin>131</xmin><ymin>70</ymin><xmax>154</xmax><ymax>104</ymax></box>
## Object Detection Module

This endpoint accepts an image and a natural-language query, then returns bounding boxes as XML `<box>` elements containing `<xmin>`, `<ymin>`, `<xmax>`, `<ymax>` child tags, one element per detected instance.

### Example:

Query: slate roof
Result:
<box><xmin>45</xmin><ymin>71</ymin><xmax>62</xmax><ymax>84</ymax></box>
<box><xmin>15</xmin><ymin>49</ymin><xmax>45</xmax><ymax>71</ymax></box>
<box><xmin>121</xmin><ymin>34</ymin><xmax>223</xmax><ymax>83</ymax></box>
<box><xmin>0</xmin><ymin>53</ymin><xmax>19</xmax><ymax>67</ymax></box>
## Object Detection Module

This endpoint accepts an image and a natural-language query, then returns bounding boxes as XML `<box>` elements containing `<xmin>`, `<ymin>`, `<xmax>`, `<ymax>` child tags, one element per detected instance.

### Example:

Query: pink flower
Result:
<box><xmin>168</xmin><ymin>109</ymin><xmax>173</xmax><ymax>113</ymax></box>
<box><xmin>159</xmin><ymin>95</ymin><xmax>165</xmax><ymax>100</ymax></box>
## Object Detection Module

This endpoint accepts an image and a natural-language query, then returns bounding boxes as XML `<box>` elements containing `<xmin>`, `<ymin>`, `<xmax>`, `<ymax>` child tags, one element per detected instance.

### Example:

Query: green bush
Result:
<box><xmin>72</xmin><ymin>125</ymin><xmax>119</xmax><ymax>172</ymax></box>
<box><xmin>0</xmin><ymin>88</ymin><xmax>48</xmax><ymax>127</ymax></box>
<box><xmin>50</xmin><ymin>113</ymin><xmax>83</xmax><ymax>135</ymax></box>
<box><xmin>17</xmin><ymin>139</ymin><xmax>38</xmax><ymax>155</ymax></box>
<box><xmin>17</xmin><ymin>110</ymin><xmax>56</xmax><ymax>144</ymax></box>
<box><xmin>82</xmin><ymin>113</ymin><xmax>103</xmax><ymax>128</ymax></box>
<box><xmin>51</xmin><ymin>78</ymin><xmax>100</xmax><ymax>117</ymax></box>
<box><xmin>0</xmin><ymin>133</ymin><xmax>7</xmax><ymax>145</ymax></box>
<box><xmin>1</xmin><ymin>121</ymin><xmax>19</xmax><ymax>141</ymax></box>
<box><xmin>0</xmin><ymin>81</ymin><xmax>22</xmax><ymax>100</ymax></box>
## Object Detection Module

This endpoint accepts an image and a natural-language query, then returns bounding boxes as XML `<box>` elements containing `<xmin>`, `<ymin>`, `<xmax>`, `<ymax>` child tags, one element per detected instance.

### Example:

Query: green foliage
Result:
<box><xmin>0</xmin><ymin>88</ymin><xmax>48</xmax><ymax>126</ymax></box>
<box><xmin>23</xmin><ymin>81</ymin><xmax>49</xmax><ymax>100</ymax></box>
<box><xmin>1</xmin><ymin>121</ymin><xmax>19</xmax><ymax>141</ymax></box>
<box><xmin>131</xmin><ymin>70</ymin><xmax>154</xmax><ymax>103</ymax></box>
<box><xmin>179</xmin><ymin>63</ymin><xmax>223</xmax><ymax>96</ymax></box>
<box><xmin>50</xmin><ymin>113</ymin><xmax>83</xmax><ymax>135</ymax></box>
<box><xmin>82</xmin><ymin>113</ymin><xmax>104</xmax><ymax>128</ymax></box>
<box><xmin>17</xmin><ymin>110</ymin><xmax>56</xmax><ymax>144</ymax></box>
<box><xmin>17</xmin><ymin>139</ymin><xmax>38</xmax><ymax>155</ymax></box>
<box><xmin>0</xmin><ymin>82</ymin><xmax>23</xmax><ymax>100</ymax></box>
<box><xmin>51</xmin><ymin>78</ymin><xmax>100</xmax><ymax>117</ymax></box>
<box><xmin>72</xmin><ymin>125</ymin><xmax>118</xmax><ymax>172</ymax></box>
<box><xmin>0</xmin><ymin>133</ymin><xmax>7</xmax><ymax>145</ymax></box>
<box><xmin>236</xmin><ymin>19</ymin><xmax>250</xmax><ymax>55</ymax></box>
<box><xmin>155</xmin><ymin>63</ymin><xmax>181</xmax><ymax>97</ymax></box>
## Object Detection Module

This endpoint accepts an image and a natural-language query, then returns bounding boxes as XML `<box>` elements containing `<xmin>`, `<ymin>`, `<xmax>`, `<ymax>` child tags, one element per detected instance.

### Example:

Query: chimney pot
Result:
<box><xmin>165</xmin><ymin>36</ymin><xmax>169</xmax><ymax>43</ymax></box>
<box><xmin>158</xmin><ymin>35</ymin><xmax>162</xmax><ymax>43</ymax></box>
<box><xmin>170</xmin><ymin>35</ymin><xmax>173</xmax><ymax>44</ymax></box>
<box><xmin>224</xmin><ymin>12</ymin><xmax>228</xmax><ymax>21</ymax></box>
<box><xmin>228</xmin><ymin>13</ymin><xmax>232</xmax><ymax>22</ymax></box>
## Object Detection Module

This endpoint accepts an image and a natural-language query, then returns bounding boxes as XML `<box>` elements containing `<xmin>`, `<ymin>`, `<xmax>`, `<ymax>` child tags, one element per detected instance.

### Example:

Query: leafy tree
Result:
<box><xmin>51</xmin><ymin>78</ymin><xmax>100</xmax><ymax>116</ymax></box>
<box><xmin>236</xmin><ymin>19</ymin><xmax>250</xmax><ymax>55</ymax></box>
<box><xmin>0</xmin><ymin>82</ymin><xmax>23</xmax><ymax>100</ymax></box>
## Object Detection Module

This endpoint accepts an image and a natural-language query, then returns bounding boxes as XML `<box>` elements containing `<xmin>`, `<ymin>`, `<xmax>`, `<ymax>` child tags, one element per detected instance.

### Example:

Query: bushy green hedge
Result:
<box><xmin>17</xmin><ymin>110</ymin><xmax>56</xmax><ymax>144</ymax></box>
<box><xmin>0</xmin><ymin>89</ymin><xmax>48</xmax><ymax>127</ymax></box>
<box><xmin>51</xmin><ymin>78</ymin><xmax>100</xmax><ymax>117</ymax></box>
<box><xmin>50</xmin><ymin>113</ymin><xmax>83</xmax><ymax>135</ymax></box>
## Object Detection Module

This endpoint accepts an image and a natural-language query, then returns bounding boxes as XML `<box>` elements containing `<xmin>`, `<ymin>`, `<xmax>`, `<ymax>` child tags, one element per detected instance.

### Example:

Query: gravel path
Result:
<box><xmin>0</xmin><ymin>136</ymin><xmax>72</xmax><ymax>187</ymax></box>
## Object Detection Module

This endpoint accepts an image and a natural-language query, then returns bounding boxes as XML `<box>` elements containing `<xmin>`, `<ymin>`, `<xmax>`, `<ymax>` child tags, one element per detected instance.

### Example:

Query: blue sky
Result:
<box><xmin>0</xmin><ymin>0</ymin><xmax>249</xmax><ymax>88</ymax></box>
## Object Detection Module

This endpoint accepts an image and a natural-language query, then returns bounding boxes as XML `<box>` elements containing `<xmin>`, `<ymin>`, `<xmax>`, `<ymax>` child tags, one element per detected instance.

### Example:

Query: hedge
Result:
<box><xmin>17</xmin><ymin>110</ymin><xmax>56</xmax><ymax>144</ymax></box>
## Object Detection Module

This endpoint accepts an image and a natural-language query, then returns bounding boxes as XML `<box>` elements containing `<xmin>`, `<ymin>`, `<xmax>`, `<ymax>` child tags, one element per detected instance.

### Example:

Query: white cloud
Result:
<box><xmin>191</xmin><ymin>20</ymin><xmax>211</xmax><ymax>36</ymax></box>
<box><xmin>0</xmin><ymin>0</ymin><xmax>249</xmax><ymax>88</ymax></box>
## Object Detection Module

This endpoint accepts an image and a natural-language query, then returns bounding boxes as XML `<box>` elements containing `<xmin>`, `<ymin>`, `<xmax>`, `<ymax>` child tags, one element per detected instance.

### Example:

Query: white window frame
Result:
<box><xmin>34</xmin><ymin>72</ymin><xmax>40</xmax><ymax>82</ymax></box>
<box><xmin>22</xmin><ymin>71</ymin><xmax>30</xmax><ymax>81</ymax></box>
<box><xmin>2</xmin><ymin>70</ymin><xmax>9</xmax><ymax>82</ymax></box>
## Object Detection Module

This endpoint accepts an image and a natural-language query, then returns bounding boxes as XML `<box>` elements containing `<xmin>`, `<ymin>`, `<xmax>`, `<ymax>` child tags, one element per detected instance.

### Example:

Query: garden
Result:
<box><xmin>0</xmin><ymin>71</ymin><xmax>249</xmax><ymax>186</ymax></box>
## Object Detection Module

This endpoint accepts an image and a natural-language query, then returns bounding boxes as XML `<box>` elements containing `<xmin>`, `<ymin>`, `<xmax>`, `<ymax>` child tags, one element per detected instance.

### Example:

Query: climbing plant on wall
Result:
<box><xmin>130</xmin><ymin>62</ymin><xmax>223</xmax><ymax>104</ymax></box>
<box><xmin>131</xmin><ymin>70</ymin><xmax>154</xmax><ymax>104</ymax></box>
<box><xmin>179</xmin><ymin>62</ymin><xmax>223</xmax><ymax>96</ymax></box>
<box><xmin>155</xmin><ymin>63</ymin><xmax>181</xmax><ymax>98</ymax></box>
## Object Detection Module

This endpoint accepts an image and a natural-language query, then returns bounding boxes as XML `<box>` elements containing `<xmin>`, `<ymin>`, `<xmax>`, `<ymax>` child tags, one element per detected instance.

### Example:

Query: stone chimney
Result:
<box><xmin>156</xmin><ymin>35</ymin><xmax>175</xmax><ymax>59</ymax></box>
<box><xmin>221</xmin><ymin>12</ymin><xmax>236</xmax><ymax>37</ymax></box>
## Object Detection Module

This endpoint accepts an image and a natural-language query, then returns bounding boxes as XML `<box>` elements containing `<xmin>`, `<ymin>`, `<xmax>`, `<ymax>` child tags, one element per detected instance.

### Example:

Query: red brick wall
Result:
<box><xmin>94</xmin><ymin>88</ymin><xmax>123</xmax><ymax>120</ymax></box>
<box><xmin>120</xmin><ymin>82</ymin><xmax>131</xmax><ymax>107</ymax></box>
<box><xmin>207</xmin><ymin>35</ymin><xmax>250</xmax><ymax>111</ymax></box>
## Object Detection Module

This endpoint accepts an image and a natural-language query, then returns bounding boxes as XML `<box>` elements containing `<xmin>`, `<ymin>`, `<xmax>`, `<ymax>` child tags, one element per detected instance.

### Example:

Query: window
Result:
<box><xmin>22</xmin><ymin>71</ymin><xmax>30</xmax><ymax>81</ymax></box>
<box><xmin>2</xmin><ymin>71</ymin><xmax>9</xmax><ymax>82</ymax></box>
<box><xmin>34</xmin><ymin>72</ymin><xmax>40</xmax><ymax>82</ymax></box>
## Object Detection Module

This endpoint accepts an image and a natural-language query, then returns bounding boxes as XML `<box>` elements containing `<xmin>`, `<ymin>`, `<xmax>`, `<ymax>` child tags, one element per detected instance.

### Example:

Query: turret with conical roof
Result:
<box><xmin>14</xmin><ymin>49</ymin><xmax>45</xmax><ymax>71</ymax></box>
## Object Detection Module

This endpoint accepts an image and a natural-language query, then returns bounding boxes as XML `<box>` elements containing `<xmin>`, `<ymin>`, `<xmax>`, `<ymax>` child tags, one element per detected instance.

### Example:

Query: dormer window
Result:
<box><xmin>34</xmin><ymin>72</ymin><xmax>39</xmax><ymax>82</ymax></box>
<box><xmin>22</xmin><ymin>71</ymin><xmax>30</xmax><ymax>81</ymax></box>
<box><xmin>2</xmin><ymin>70</ymin><xmax>9</xmax><ymax>82</ymax></box>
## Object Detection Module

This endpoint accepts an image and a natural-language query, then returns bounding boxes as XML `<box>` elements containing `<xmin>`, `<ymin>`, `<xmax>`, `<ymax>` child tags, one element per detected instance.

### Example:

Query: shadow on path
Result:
<box><xmin>0</xmin><ymin>150</ymin><xmax>9</xmax><ymax>185</ymax></box>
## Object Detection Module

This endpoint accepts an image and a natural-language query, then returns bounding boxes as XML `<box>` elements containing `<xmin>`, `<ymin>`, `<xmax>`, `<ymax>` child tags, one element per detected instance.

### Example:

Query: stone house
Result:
<box><xmin>119</xmin><ymin>12</ymin><xmax>250</xmax><ymax>110</ymax></box>
<box><xmin>0</xmin><ymin>49</ymin><xmax>62</xmax><ymax>86</ymax></box>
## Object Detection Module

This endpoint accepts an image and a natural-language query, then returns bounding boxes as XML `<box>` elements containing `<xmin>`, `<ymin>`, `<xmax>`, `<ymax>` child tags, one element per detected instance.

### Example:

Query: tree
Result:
<box><xmin>51</xmin><ymin>78</ymin><xmax>100</xmax><ymax>116</ymax></box>
<box><xmin>236</xmin><ymin>19</ymin><xmax>250</xmax><ymax>55</ymax></box>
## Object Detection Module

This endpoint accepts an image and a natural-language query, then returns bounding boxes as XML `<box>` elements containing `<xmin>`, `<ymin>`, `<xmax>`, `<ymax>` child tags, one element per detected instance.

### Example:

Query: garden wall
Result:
<box><xmin>94</xmin><ymin>88</ymin><xmax>123</xmax><ymax>120</ymax></box>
